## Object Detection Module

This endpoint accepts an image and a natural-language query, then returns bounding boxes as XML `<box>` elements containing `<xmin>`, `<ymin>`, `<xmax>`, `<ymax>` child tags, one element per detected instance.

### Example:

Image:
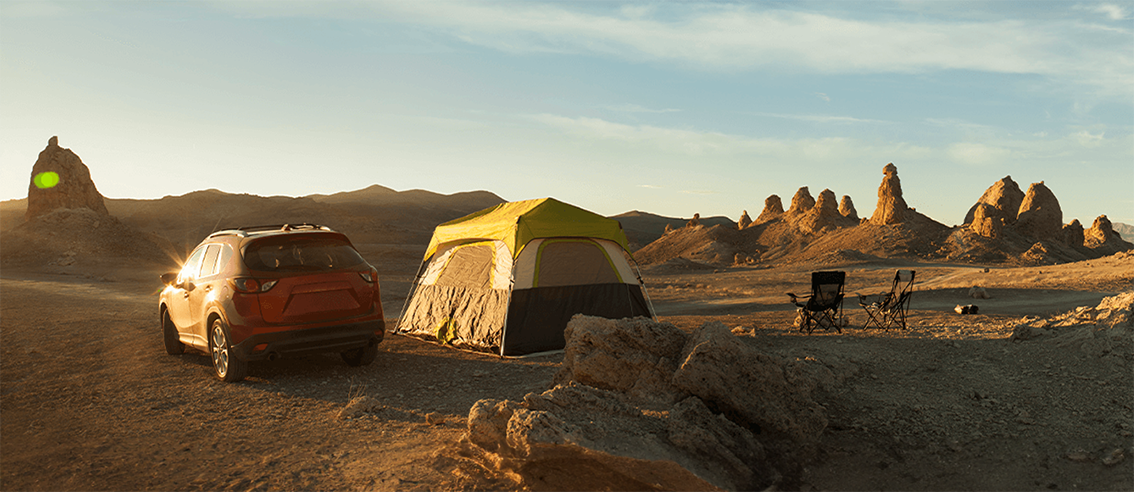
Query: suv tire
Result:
<box><xmin>210</xmin><ymin>318</ymin><xmax>247</xmax><ymax>382</ymax></box>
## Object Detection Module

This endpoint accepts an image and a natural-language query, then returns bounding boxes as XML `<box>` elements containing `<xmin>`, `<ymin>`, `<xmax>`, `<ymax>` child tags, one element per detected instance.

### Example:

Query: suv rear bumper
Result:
<box><xmin>231</xmin><ymin>319</ymin><xmax>385</xmax><ymax>362</ymax></box>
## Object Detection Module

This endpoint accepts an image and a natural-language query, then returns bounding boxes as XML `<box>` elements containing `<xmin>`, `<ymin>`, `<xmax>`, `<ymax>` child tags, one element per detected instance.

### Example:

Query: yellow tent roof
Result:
<box><xmin>423</xmin><ymin>197</ymin><xmax>630</xmax><ymax>260</ymax></box>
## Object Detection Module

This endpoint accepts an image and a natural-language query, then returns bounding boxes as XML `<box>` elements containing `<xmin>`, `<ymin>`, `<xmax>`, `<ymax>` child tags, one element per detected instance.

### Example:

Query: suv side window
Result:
<box><xmin>178</xmin><ymin>246</ymin><xmax>208</xmax><ymax>285</ymax></box>
<box><xmin>198</xmin><ymin>244</ymin><xmax>222</xmax><ymax>279</ymax></box>
<box><xmin>214</xmin><ymin>244</ymin><xmax>233</xmax><ymax>277</ymax></box>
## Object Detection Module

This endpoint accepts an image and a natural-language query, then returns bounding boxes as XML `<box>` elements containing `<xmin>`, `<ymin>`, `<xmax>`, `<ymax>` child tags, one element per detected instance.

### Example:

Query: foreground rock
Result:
<box><xmin>1009</xmin><ymin>289</ymin><xmax>1133</xmax><ymax>356</ymax></box>
<box><xmin>26</xmin><ymin>136</ymin><xmax>109</xmax><ymax>220</ymax></box>
<box><xmin>463</xmin><ymin>316</ymin><xmax>829</xmax><ymax>490</ymax></box>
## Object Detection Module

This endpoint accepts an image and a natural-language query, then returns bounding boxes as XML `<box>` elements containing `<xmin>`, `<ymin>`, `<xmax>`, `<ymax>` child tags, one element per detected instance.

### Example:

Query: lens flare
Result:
<box><xmin>33</xmin><ymin>171</ymin><xmax>60</xmax><ymax>189</ymax></box>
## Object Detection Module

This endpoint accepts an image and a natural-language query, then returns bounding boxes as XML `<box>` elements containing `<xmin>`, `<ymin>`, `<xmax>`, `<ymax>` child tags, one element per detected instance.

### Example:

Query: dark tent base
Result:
<box><xmin>501</xmin><ymin>282</ymin><xmax>652</xmax><ymax>356</ymax></box>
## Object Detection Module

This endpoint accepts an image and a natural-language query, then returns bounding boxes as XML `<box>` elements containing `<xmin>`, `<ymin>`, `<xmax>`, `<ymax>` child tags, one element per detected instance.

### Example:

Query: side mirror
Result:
<box><xmin>182</xmin><ymin>281</ymin><xmax>196</xmax><ymax>292</ymax></box>
<box><xmin>160</xmin><ymin>273</ymin><xmax>177</xmax><ymax>285</ymax></box>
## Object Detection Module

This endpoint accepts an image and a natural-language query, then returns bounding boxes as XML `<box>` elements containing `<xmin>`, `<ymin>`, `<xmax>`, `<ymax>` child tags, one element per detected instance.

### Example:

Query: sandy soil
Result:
<box><xmin>2</xmin><ymin>253</ymin><xmax>1132</xmax><ymax>491</ymax></box>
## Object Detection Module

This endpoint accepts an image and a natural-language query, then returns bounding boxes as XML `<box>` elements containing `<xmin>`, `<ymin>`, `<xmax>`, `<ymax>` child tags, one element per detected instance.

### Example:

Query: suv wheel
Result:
<box><xmin>341</xmin><ymin>343</ymin><xmax>377</xmax><ymax>367</ymax></box>
<box><xmin>210</xmin><ymin>318</ymin><xmax>247</xmax><ymax>382</ymax></box>
<box><xmin>162</xmin><ymin>311</ymin><xmax>184</xmax><ymax>355</ymax></box>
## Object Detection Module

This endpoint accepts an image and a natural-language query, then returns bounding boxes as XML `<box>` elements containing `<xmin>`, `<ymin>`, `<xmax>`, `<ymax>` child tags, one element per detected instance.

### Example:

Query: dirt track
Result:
<box><xmin>2</xmin><ymin>255</ymin><xmax>1132</xmax><ymax>491</ymax></box>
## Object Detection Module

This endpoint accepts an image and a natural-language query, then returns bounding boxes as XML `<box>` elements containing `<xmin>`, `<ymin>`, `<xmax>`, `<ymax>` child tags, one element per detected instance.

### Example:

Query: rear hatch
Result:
<box><xmin>244</xmin><ymin>233</ymin><xmax>376</xmax><ymax>325</ymax></box>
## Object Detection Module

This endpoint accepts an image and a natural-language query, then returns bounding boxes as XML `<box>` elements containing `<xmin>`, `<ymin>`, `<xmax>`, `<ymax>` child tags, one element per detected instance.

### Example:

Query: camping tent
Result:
<box><xmin>396</xmin><ymin>197</ymin><xmax>655</xmax><ymax>356</ymax></box>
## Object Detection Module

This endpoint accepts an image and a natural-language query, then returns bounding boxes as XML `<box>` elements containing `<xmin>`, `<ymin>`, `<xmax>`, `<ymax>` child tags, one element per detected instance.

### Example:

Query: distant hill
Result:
<box><xmin>1114</xmin><ymin>222</ymin><xmax>1133</xmax><ymax>243</ymax></box>
<box><xmin>2</xmin><ymin>186</ymin><xmax>505</xmax><ymax>270</ymax></box>
<box><xmin>611</xmin><ymin>210</ymin><xmax>736</xmax><ymax>251</ymax></box>
<box><xmin>102</xmin><ymin>186</ymin><xmax>504</xmax><ymax>253</ymax></box>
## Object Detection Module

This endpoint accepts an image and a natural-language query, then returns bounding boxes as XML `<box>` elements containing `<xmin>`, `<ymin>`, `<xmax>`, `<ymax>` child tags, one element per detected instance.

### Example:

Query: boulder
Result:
<box><xmin>466</xmin><ymin>383</ymin><xmax>764</xmax><ymax>491</ymax></box>
<box><xmin>786</xmin><ymin>187</ymin><xmax>815</xmax><ymax>216</ymax></box>
<box><xmin>737</xmin><ymin>210</ymin><xmax>753</xmax><ymax>230</ymax></box>
<box><xmin>963</xmin><ymin>176</ymin><xmax>1024</xmax><ymax>226</ymax></box>
<box><xmin>555</xmin><ymin>316</ymin><xmax>687</xmax><ymax>404</ymax></box>
<box><xmin>756</xmin><ymin>195</ymin><xmax>784</xmax><ymax>223</ymax></box>
<box><xmin>470</xmin><ymin>315</ymin><xmax>828</xmax><ymax>490</ymax></box>
<box><xmin>839</xmin><ymin>195</ymin><xmax>858</xmax><ymax>221</ymax></box>
<box><xmin>25</xmin><ymin>136</ymin><xmax>109</xmax><ymax>220</ymax></box>
<box><xmin>1014</xmin><ymin>181</ymin><xmax>1062</xmax><ymax>241</ymax></box>
<box><xmin>686</xmin><ymin>213</ymin><xmax>701</xmax><ymax>228</ymax></box>
<box><xmin>869</xmin><ymin>163</ymin><xmax>909</xmax><ymax>225</ymax></box>
<box><xmin>671</xmin><ymin>322</ymin><xmax>827</xmax><ymax>447</ymax></box>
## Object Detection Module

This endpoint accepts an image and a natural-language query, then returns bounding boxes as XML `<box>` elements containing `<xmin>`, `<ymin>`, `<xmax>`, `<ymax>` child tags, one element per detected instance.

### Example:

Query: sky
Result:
<box><xmin>2</xmin><ymin>1</ymin><xmax>1132</xmax><ymax>226</ymax></box>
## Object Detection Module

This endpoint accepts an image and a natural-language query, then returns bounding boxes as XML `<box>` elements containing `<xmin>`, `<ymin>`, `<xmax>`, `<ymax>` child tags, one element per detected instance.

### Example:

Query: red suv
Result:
<box><xmin>159</xmin><ymin>224</ymin><xmax>384</xmax><ymax>382</ymax></box>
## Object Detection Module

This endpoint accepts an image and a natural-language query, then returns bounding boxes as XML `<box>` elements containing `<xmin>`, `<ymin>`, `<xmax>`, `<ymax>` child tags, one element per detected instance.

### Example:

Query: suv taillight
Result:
<box><xmin>232</xmin><ymin>278</ymin><xmax>278</xmax><ymax>293</ymax></box>
<box><xmin>359</xmin><ymin>268</ymin><xmax>378</xmax><ymax>283</ymax></box>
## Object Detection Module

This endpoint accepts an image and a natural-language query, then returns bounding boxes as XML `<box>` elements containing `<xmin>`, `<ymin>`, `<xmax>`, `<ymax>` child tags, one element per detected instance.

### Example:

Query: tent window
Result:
<box><xmin>435</xmin><ymin>244</ymin><xmax>495</xmax><ymax>290</ymax></box>
<box><xmin>535</xmin><ymin>240</ymin><xmax>620</xmax><ymax>287</ymax></box>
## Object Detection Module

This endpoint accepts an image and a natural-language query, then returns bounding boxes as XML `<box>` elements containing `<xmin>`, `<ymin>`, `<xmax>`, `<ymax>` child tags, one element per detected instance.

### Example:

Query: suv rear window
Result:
<box><xmin>244</xmin><ymin>235</ymin><xmax>366</xmax><ymax>272</ymax></box>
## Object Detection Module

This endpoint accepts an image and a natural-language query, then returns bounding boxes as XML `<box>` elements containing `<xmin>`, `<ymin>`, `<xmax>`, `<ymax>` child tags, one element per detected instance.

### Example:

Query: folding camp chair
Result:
<box><xmin>858</xmin><ymin>270</ymin><xmax>915</xmax><ymax>330</ymax></box>
<box><xmin>787</xmin><ymin>271</ymin><xmax>847</xmax><ymax>334</ymax></box>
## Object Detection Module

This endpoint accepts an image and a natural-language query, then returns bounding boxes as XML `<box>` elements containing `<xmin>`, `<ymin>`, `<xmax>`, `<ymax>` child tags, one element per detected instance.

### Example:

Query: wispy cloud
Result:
<box><xmin>603</xmin><ymin>103</ymin><xmax>681</xmax><ymax>114</ymax></box>
<box><xmin>815</xmin><ymin>92</ymin><xmax>831</xmax><ymax>102</ymax></box>
<box><xmin>1073</xmin><ymin>129</ymin><xmax>1105</xmax><ymax>147</ymax></box>
<box><xmin>754</xmin><ymin>112</ymin><xmax>890</xmax><ymax>124</ymax></box>
<box><xmin>680</xmin><ymin>190</ymin><xmax>719</xmax><ymax>195</ymax></box>
<box><xmin>0</xmin><ymin>0</ymin><xmax>65</xmax><ymax>17</ymax></box>
<box><xmin>344</xmin><ymin>2</ymin><xmax>1131</xmax><ymax>96</ymax></box>
<box><xmin>947</xmin><ymin>142</ymin><xmax>1012</xmax><ymax>165</ymax></box>
<box><xmin>526</xmin><ymin>113</ymin><xmax>929</xmax><ymax>160</ymax></box>
<box><xmin>638</xmin><ymin>184</ymin><xmax>663</xmax><ymax>189</ymax></box>
<box><xmin>1089</xmin><ymin>3</ymin><xmax>1128</xmax><ymax>20</ymax></box>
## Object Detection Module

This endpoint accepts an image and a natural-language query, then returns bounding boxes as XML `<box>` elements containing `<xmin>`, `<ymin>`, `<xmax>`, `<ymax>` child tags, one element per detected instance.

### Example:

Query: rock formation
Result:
<box><xmin>797</xmin><ymin>189</ymin><xmax>847</xmax><ymax>235</ymax></box>
<box><xmin>737</xmin><ymin>210</ymin><xmax>752</xmax><ymax>230</ymax></box>
<box><xmin>869</xmin><ymin>163</ymin><xmax>908</xmax><ymax>225</ymax></box>
<box><xmin>465</xmin><ymin>315</ymin><xmax>829</xmax><ymax>490</ymax></box>
<box><xmin>1014</xmin><ymin>181</ymin><xmax>1062</xmax><ymax>241</ymax></box>
<box><xmin>756</xmin><ymin>195</ymin><xmax>784</xmax><ymax>223</ymax></box>
<box><xmin>963</xmin><ymin>176</ymin><xmax>1024</xmax><ymax>226</ymax></box>
<box><xmin>686</xmin><ymin>213</ymin><xmax>701</xmax><ymax>228</ymax></box>
<box><xmin>839</xmin><ymin>195</ymin><xmax>858</xmax><ymax>221</ymax></box>
<box><xmin>1062</xmin><ymin>219</ymin><xmax>1084</xmax><ymax>247</ymax></box>
<box><xmin>970</xmin><ymin>203</ymin><xmax>1003</xmax><ymax>238</ymax></box>
<box><xmin>786</xmin><ymin>187</ymin><xmax>815</xmax><ymax>216</ymax></box>
<box><xmin>26</xmin><ymin>136</ymin><xmax>109</xmax><ymax>220</ymax></box>
<box><xmin>1085</xmin><ymin>215</ymin><xmax>1125</xmax><ymax>249</ymax></box>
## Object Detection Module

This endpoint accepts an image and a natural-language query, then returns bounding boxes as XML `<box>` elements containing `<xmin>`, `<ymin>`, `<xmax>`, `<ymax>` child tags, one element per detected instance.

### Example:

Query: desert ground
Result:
<box><xmin>2</xmin><ymin>247</ymin><xmax>1131</xmax><ymax>491</ymax></box>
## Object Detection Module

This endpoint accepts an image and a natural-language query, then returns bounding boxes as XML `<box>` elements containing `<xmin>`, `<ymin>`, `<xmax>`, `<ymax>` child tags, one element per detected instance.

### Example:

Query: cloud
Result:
<box><xmin>603</xmin><ymin>103</ymin><xmax>681</xmax><ymax>114</ymax></box>
<box><xmin>680</xmin><ymin>189</ymin><xmax>719</xmax><ymax>195</ymax></box>
<box><xmin>1073</xmin><ymin>129</ymin><xmax>1105</xmax><ymax>147</ymax></box>
<box><xmin>638</xmin><ymin>184</ymin><xmax>663</xmax><ymax>189</ymax></box>
<box><xmin>2</xmin><ymin>1</ymin><xmax>67</xmax><ymax>17</ymax></box>
<box><xmin>754</xmin><ymin>112</ymin><xmax>890</xmax><ymax>124</ymax></box>
<box><xmin>350</xmin><ymin>2</ymin><xmax>1131</xmax><ymax>96</ymax></box>
<box><xmin>815</xmin><ymin>92</ymin><xmax>831</xmax><ymax>102</ymax></box>
<box><xmin>947</xmin><ymin>142</ymin><xmax>1012</xmax><ymax>165</ymax></box>
<box><xmin>526</xmin><ymin>113</ymin><xmax>930</xmax><ymax>160</ymax></box>
<box><xmin>1075</xmin><ymin>3</ymin><xmax>1129</xmax><ymax>19</ymax></box>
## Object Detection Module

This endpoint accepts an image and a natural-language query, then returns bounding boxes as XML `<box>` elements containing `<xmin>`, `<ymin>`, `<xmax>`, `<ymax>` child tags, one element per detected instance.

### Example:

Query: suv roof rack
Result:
<box><xmin>207</xmin><ymin>224</ymin><xmax>334</xmax><ymax>239</ymax></box>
